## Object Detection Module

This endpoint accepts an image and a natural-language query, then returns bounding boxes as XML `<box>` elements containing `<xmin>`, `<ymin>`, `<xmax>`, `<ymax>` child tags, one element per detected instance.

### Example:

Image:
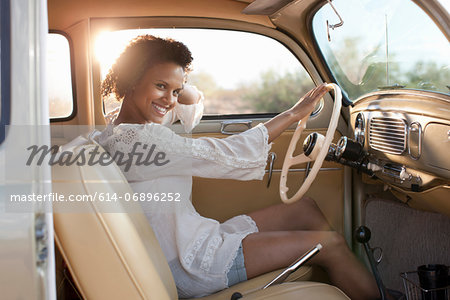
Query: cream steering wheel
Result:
<box><xmin>280</xmin><ymin>83</ymin><xmax>342</xmax><ymax>204</ymax></box>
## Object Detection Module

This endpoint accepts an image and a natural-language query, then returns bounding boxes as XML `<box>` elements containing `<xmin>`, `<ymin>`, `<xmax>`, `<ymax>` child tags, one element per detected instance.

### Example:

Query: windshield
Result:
<box><xmin>312</xmin><ymin>0</ymin><xmax>450</xmax><ymax>102</ymax></box>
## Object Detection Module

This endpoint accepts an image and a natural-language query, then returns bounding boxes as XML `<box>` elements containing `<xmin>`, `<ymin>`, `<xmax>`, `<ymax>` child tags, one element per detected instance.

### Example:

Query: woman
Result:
<box><xmin>97</xmin><ymin>35</ymin><xmax>379</xmax><ymax>299</ymax></box>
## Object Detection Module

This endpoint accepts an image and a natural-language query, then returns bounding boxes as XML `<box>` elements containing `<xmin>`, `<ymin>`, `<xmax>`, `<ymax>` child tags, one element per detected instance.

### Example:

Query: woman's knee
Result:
<box><xmin>301</xmin><ymin>196</ymin><xmax>315</xmax><ymax>204</ymax></box>
<box><xmin>301</xmin><ymin>197</ymin><xmax>324</xmax><ymax>215</ymax></box>
<box><xmin>309</xmin><ymin>231</ymin><xmax>348</xmax><ymax>266</ymax></box>
<box><xmin>298</xmin><ymin>196</ymin><xmax>332</xmax><ymax>231</ymax></box>
<box><xmin>326</xmin><ymin>231</ymin><xmax>347</xmax><ymax>249</ymax></box>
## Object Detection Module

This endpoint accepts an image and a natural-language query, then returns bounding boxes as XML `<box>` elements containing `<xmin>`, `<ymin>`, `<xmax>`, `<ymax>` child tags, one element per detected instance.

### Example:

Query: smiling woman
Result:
<box><xmin>101</xmin><ymin>35</ymin><xmax>192</xmax><ymax>124</ymax></box>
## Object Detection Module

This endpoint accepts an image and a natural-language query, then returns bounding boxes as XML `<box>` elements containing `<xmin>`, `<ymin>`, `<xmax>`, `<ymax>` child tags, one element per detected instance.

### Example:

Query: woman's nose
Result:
<box><xmin>163</xmin><ymin>92</ymin><xmax>177</xmax><ymax>106</ymax></box>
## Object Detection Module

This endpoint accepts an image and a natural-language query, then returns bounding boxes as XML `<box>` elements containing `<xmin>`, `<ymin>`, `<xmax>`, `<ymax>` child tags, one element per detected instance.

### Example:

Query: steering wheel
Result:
<box><xmin>280</xmin><ymin>83</ymin><xmax>342</xmax><ymax>204</ymax></box>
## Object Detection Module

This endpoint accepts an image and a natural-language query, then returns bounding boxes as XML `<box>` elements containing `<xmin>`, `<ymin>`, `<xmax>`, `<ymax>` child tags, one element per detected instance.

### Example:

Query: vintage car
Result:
<box><xmin>0</xmin><ymin>0</ymin><xmax>449</xmax><ymax>299</ymax></box>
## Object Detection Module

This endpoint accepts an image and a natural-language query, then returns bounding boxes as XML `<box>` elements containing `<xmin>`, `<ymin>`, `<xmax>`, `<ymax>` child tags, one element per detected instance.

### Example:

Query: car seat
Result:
<box><xmin>52</xmin><ymin>140</ymin><xmax>349</xmax><ymax>299</ymax></box>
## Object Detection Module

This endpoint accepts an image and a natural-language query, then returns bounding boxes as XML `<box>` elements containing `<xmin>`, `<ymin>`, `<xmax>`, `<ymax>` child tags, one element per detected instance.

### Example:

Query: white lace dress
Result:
<box><xmin>96</xmin><ymin>122</ymin><xmax>271</xmax><ymax>298</ymax></box>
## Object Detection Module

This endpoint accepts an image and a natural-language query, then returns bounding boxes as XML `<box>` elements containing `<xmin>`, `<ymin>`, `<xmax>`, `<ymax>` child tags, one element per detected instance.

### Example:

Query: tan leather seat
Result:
<box><xmin>52</xmin><ymin>143</ymin><xmax>349</xmax><ymax>300</ymax></box>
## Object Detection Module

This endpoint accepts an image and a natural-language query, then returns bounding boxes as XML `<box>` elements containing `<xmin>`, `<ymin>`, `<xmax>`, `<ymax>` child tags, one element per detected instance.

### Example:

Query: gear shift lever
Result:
<box><xmin>355</xmin><ymin>226</ymin><xmax>387</xmax><ymax>300</ymax></box>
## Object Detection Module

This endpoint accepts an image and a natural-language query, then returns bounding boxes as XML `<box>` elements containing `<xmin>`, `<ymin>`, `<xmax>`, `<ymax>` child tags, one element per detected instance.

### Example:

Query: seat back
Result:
<box><xmin>52</xmin><ymin>143</ymin><xmax>177</xmax><ymax>300</ymax></box>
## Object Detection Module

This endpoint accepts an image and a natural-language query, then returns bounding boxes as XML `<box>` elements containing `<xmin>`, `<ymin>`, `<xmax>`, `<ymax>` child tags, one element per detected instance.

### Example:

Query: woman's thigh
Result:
<box><xmin>247</xmin><ymin>197</ymin><xmax>332</xmax><ymax>232</ymax></box>
<box><xmin>241</xmin><ymin>231</ymin><xmax>380</xmax><ymax>300</ymax></box>
<box><xmin>241</xmin><ymin>230</ymin><xmax>344</xmax><ymax>279</ymax></box>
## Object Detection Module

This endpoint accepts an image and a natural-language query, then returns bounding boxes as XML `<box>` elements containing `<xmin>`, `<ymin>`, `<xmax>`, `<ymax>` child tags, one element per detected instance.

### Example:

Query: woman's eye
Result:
<box><xmin>156</xmin><ymin>83</ymin><xmax>165</xmax><ymax>89</ymax></box>
<box><xmin>173</xmin><ymin>90</ymin><xmax>181</xmax><ymax>97</ymax></box>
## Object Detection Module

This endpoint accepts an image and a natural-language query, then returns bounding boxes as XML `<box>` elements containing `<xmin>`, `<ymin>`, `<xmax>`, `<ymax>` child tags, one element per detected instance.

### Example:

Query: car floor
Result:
<box><xmin>365</xmin><ymin>197</ymin><xmax>450</xmax><ymax>293</ymax></box>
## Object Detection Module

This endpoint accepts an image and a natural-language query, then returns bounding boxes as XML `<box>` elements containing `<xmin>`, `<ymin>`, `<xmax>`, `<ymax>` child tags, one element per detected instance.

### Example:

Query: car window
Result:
<box><xmin>95</xmin><ymin>28</ymin><xmax>315</xmax><ymax>116</ymax></box>
<box><xmin>48</xmin><ymin>33</ymin><xmax>75</xmax><ymax>120</ymax></box>
<box><xmin>312</xmin><ymin>0</ymin><xmax>450</xmax><ymax>101</ymax></box>
<box><xmin>1</xmin><ymin>0</ymin><xmax>11</xmax><ymax>144</ymax></box>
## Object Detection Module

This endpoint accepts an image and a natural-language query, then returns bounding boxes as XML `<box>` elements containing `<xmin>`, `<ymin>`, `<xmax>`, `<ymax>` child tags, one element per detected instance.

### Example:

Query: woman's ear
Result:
<box><xmin>125</xmin><ymin>86</ymin><xmax>135</xmax><ymax>99</ymax></box>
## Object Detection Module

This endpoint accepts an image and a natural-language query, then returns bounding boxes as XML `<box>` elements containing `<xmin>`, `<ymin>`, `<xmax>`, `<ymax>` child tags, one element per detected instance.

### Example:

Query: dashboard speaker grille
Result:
<box><xmin>369</xmin><ymin>117</ymin><xmax>406</xmax><ymax>155</ymax></box>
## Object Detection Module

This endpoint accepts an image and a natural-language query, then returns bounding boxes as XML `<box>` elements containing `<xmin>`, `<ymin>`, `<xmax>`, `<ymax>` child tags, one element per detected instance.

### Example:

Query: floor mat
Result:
<box><xmin>364</xmin><ymin>198</ymin><xmax>450</xmax><ymax>292</ymax></box>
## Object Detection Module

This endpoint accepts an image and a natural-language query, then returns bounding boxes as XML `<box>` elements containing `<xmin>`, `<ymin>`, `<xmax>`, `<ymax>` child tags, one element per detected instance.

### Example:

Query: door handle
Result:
<box><xmin>220</xmin><ymin>120</ymin><xmax>252</xmax><ymax>135</ymax></box>
<box><xmin>267</xmin><ymin>152</ymin><xmax>277</xmax><ymax>188</ymax></box>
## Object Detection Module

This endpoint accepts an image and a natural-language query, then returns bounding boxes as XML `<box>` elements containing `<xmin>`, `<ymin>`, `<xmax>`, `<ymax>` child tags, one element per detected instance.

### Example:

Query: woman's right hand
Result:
<box><xmin>264</xmin><ymin>84</ymin><xmax>329</xmax><ymax>143</ymax></box>
<box><xmin>178</xmin><ymin>84</ymin><xmax>201</xmax><ymax>105</ymax></box>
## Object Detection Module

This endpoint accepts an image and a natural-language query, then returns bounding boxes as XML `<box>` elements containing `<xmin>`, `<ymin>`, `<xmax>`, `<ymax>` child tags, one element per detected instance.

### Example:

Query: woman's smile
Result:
<box><xmin>151</xmin><ymin>102</ymin><xmax>169</xmax><ymax>116</ymax></box>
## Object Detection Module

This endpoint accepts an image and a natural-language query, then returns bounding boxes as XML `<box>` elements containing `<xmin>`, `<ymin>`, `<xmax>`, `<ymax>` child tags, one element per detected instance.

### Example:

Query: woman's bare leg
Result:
<box><xmin>248</xmin><ymin>196</ymin><xmax>332</xmax><ymax>232</ymax></box>
<box><xmin>243</xmin><ymin>197</ymin><xmax>380</xmax><ymax>300</ymax></box>
<box><xmin>242</xmin><ymin>231</ymin><xmax>380</xmax><ymax>300</ymax></box>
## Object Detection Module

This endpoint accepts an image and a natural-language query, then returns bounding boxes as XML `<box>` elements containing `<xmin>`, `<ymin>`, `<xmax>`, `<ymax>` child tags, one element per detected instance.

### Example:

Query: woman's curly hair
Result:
<box><xmin>101</xmin><ymin>35</ymin><xmax>193</xmax><ymax>100</ymax></box>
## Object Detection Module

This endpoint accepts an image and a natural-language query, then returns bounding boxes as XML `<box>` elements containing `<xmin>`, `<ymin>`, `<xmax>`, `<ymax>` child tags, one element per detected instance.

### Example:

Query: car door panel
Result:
<box><xmin>191</xmin><ymin>128</ymin><xmax>345</xmax><ymax>233</ymax></box>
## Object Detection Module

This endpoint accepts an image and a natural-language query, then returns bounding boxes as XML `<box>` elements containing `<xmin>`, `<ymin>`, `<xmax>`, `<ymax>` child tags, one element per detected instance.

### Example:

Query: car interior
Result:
<box><xmin>41</xmin><ymin>0</ymin><xmax>450</xmax><ymax>299</ymax></box>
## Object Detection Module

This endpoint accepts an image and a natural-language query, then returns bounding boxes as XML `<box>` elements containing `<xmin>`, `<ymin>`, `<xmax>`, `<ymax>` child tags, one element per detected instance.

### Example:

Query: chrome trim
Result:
<box><xmin>265</xmin><ymin>167</ymin><xmax>341</xmax><ymax>173</ymax></box>
<box><xmin>369</xmin><ymin>117</ymin><xmax>407</xmax><ymax>155</ymax></box>
<box><xmin>354</xmin><ymin>112</ymin><xmax>365</xmax><ymax>147</ymax></box>
<box><xmin>302</xmin><ymin>162</ymin><xmax>312</xmax><ymax>184</ymax></box>
<box><xmin>263</xmin><ymin>244</ymin><xmax>322</xmax><ymax>289</ymax></box>
<box><xmin>381</xmin><ymin>164</ymin><xmax>410</xmax><ymax>182</ymax></box>
<box><xmin>371</xmin><ymin>247</ymin><xmax>383</xmax><ymax>264</ymax></box>
<box><xmin>310</xmin><ymin>98</ymin><xmax>324</xmax><ymax>117</ymax></box>
<box><xmin>335</xmin><ymin>136</ymin><xmax>347</xmax><ymax>159</ymax></box>
<box><xmin>326</xmin><ymin>0</ymin><xmax>344</xmax><ymax>42</ymax></box>
<box><xmin>267</xmin><ymin>152</ymin><xmax>277</xmax><ymax>188</ymax></box>
<box><xmin>408</xmin><ymin>122</ymin><xmax>422</xmax><ymax>160</ymax></box>
<box><xmin>220</xmin><ymin>120</ymin><xmax>252</xmax><ymax>135</ymax></box>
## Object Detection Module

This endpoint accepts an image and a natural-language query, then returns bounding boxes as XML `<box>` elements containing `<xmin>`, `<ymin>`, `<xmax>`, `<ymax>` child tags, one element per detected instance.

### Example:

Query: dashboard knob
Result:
<box><xmin>335</xmin><ymin>136</ymin><xmax>348</xmax><ymax>159</ymax></box>
<box><xmin>355</xmin><ymin>226</ymin><xmax>371</xmax><ymax>244</ymax></box>
<box><xmin>335</xmin><ymin>136</ymin><xmax>363</xmax><ymax>161</ymax></box>
<box><xmin>303</xmin><ymin>133</ymin><xmax>318</xmax><ymax>156</ymax></box>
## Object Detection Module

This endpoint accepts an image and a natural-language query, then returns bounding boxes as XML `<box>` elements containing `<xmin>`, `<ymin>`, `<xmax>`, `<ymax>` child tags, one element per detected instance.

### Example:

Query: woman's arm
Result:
<box><xmin>264</xmin><ymin>84</ymin><xmax>329</xmax><ymax>143</ymax></box>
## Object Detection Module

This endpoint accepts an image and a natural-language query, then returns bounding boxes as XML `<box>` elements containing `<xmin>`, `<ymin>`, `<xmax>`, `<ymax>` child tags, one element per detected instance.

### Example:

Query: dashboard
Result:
<box><xmin>350</xmin><ymin>89</ymin><xmax>450</xmax><ymax>215</ymax></box>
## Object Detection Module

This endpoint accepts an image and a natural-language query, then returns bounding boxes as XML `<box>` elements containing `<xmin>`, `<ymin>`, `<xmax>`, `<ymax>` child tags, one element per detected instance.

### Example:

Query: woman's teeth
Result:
<box><xmin>153</xmin><ymin>103</ymin><xmax>167</xmax><ymax>115</ymax></box>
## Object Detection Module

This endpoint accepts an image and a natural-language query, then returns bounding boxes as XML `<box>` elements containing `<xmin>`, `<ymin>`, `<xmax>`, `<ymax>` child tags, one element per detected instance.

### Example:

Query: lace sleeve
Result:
<box><xmin>99</xmin><ymin>123</ymin><xmax>271</xmax><ymax>181</ymax></box>
<box><xmin>192</xmin><ymin>123</ymin><xmax>270</xmax><ymax>169</ymax></box>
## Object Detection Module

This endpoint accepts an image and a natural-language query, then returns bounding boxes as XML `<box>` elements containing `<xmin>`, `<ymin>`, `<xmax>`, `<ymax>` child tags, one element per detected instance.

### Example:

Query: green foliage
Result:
<box><xmin>321</xmin><ymin>37</ymin><xmax>449</xmax><ymax>100</ymax></box>
<box><xmin>404</xmin><ymin>61</ymin><xmax>450</xmax><ymax>92</ymax></box>
<box><xmin>241</xmin><ymin>69</ymin><xmax>315</xmax><ymax>113</ymax></box>
<box><xmin>188</xmin><ymin>71</ymin><xmax>221</xmax><ymax>99</ymax></box>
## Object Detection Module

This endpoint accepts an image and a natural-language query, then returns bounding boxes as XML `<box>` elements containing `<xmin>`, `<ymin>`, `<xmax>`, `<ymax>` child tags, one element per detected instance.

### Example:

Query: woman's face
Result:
<box><xmin>130</xmin><ymin>62</ymin><xmax>184</xmax><ymax>124</ymax></box>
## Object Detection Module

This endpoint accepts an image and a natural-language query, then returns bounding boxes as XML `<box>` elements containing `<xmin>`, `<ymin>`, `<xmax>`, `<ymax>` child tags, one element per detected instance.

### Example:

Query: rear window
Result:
<box><xmin>47</xmin><ymin>32</ymin><xmax>75</xmax><ymax>120</ymax></box>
